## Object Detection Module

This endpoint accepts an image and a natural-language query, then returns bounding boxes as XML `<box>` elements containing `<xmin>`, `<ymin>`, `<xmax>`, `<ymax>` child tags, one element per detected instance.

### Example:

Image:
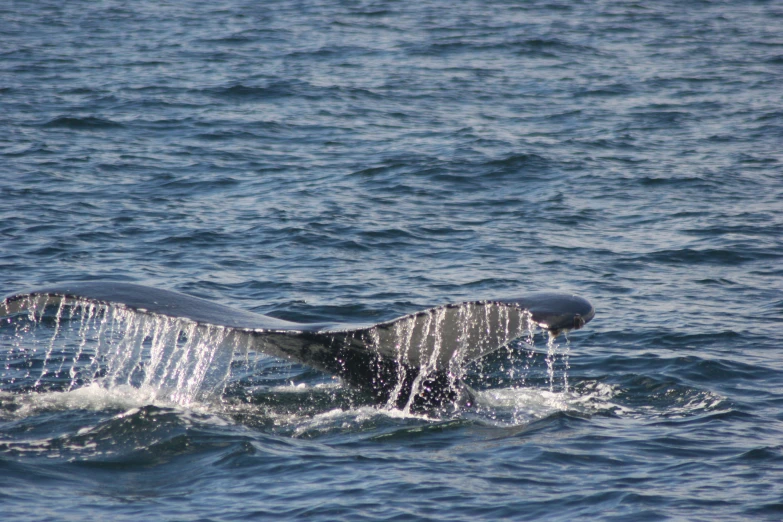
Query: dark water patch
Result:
<box><xmin>513</xmin><ymin>38</ymin><xmax>602</xmax><ymax>58</ymax></box>
<box><xmin>755</xmin><ymin>110</ymin><xmax>783</xmax><ymax>122</ymax></box>
<box><xmin>570</xmin><ymin>136</ymin><xmax>640</xmax><ymax>151</ymax></box>
<box><xmin>153</xmin><ymin>230</ymin><xmax>236</xmax><ymax>248</ymax></box>
<box><xmin>198</xmin><ymin>32</ymin><xmax>268</xmax><ymax>46</ymax></box>
<box><xmin>96</xmin><ymin>161</ymin><xmax>171</xmax><ymax>173</ymax></box>
<box><xmin>348</xmin><ymin>162</ymin><xmax>425</xmax><ymax>183</ymax></box>
<box><xmin>155</xmin><ymin>175</ymin><xmax>242</xmax><ymax>192</ymax></box>
<box><xmin>285</xmin><ymin>45</ymin><xmax>378</xmax><ymax>60</ymax></box>
<box><xmin>745</xmin><ymin>503</ymin><xmax>783</xmax><ymax>517</ymax></box>
<box><xmin>638</xmin><ymin>175</ymin><xmax>711</xmax><ymax>187</ymax></box>
<box><xmin>683</xmin><ymin>222</ymin><xmax>783</xmax><ymax>238</ymax></box>
<box><xmin>207</xmin><ymin>81</ymin><xmax>382</xmax><ymax>104</ymax></box>
<box><xmin>194</xmin><ymin>130</ymin><xmax>268</xmax><ymax>141</ymax></box>
<box><xmin>41</xmin><ymin>116</ymin><xmax>125</xmax><ymax>130</ymax></box>
<box><xmin>62</xmin><ymin>87</ymin><xmax>104</xmax><ymax>96</ymax></box>
<box><xmin>734</xmin><ymin>153</ymin><xmax>779</xmax><ymax>165</ymax></box>
<box><xmin>344</xmin><ymin>8</ymin><xmax>395</xmax><ymax>18</ymax></box>
<box><xmin>358</xmin><ymin>227</ymin><xmax>424</xmax><ymax>243</ymax></box>
<box><xmin>483</xmin><ymin>152</ymin><xmax>551</xmax><ymax>174</ymax></box>
<box><xmin>595</xmin><ymin>155</ymin><xmax>649</xmax><ymax>166</ymax></box>
<box><xmin>629</xmin><ymin>110</ymin><xmax>694</xmax><ymax>126</ymax></box>
<box><xmin>735</xmin><ymin>446</ymin><xmax>783</xmax><ymax>462</ymax></box>
<box><xmin>574</xmin><ymin>83</ymin><xmax>635</xmax><ymax>98</ymax></box>
<box><xmin>121</xmin><ymin>60</ymin><xmax>173</xmax><ymax>68</ymax></box>
<box><xmin>403</xmin><ymin>40</ymin><xmax>508</xmax><ymax>57</ymax></box>
<box><xmin>695</xmin><ymin>277</ymin><xmax>739</xmax><ymax>287</ymax></box>
<box><xmin>638</xmin><ymin>247</ymin><xmax>780</xmax><ymax>266</ymax></box>
<box><xmin>707</xmin><ymin>133</ymin><xmax>745</xmax><ymax>143</ymax></box>
<box><xmin>208</xmin><ymin>82</ymin><xmax>300</xmax><ymax>100</ymax></box>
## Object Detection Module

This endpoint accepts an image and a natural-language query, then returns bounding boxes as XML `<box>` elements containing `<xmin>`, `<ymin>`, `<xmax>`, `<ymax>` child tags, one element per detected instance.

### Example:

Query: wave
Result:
<box><xmin>41</xmin><ymin>116</ymin><xmax>125</xmax><ymax>130</ymax></box>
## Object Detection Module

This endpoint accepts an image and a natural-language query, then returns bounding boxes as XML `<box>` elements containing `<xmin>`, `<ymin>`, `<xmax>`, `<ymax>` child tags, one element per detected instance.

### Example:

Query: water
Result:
<box><xmin>1</xmin><ymin>0</ymin><xmax>782</xmax><ymax>519</ymax></box>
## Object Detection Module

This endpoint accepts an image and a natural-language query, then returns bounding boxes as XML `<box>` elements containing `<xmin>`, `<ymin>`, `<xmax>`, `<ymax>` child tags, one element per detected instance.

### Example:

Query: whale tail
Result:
<box><xmin>1</xmin><ymin>282</ymin><xmax>594</xmax><ymax>410</ymax></box>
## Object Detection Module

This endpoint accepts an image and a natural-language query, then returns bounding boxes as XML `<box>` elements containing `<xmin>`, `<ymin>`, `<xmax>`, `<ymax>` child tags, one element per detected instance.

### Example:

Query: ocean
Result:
<box><xmin>1</xmin><ymin>0</ymin><xmax>782</xmax><ymax>520</ymax></box>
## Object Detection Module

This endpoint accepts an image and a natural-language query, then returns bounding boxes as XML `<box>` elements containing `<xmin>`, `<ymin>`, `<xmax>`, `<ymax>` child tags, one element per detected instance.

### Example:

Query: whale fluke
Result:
<box><xmin>1</xmin><ymin>282</ymin><xmax>594</xmax><ymax>410</ymax></box>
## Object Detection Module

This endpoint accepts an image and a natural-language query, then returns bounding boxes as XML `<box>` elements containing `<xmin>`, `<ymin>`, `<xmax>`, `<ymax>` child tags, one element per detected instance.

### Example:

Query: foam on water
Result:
<box><xmin>0</xmin><ymin>380</ymin><xmax>243</xmax><ymax>419</ymax></box>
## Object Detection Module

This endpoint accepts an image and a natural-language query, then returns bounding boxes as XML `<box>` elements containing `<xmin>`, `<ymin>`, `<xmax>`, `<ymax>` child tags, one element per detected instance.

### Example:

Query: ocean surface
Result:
<box><xmin>2</xmin><ymin>0</ymin><xmax>782</xmax><ymax>520</ymax></box>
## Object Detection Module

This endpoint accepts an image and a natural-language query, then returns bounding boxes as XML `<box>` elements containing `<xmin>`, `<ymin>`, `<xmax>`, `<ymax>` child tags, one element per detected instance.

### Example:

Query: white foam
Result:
<box><xmin>0</xmin><ymin>382</ymin><xmax>222</xmax><ymax>422</ymax></box>
<box><xmin>470</xmin><ymin>381</ymin><xmax>623</xmax><ymax>426</ymax></box>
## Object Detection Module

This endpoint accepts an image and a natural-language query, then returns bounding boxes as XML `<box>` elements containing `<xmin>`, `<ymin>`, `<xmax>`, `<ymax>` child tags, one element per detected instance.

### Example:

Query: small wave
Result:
<box><xmin>736</xmin><ymin>446</ymin><xmax>783</xmax><ymax>462</ymax></box>
<box><xmin>629</xmin><ymin>110</ymin><xmax>693</xmax><ymax>126</ymax></box>
<box><xmin>404</xmin><ymin>41</ymin><xmax>503</xmax><ymax>56</ymax></box>
<box><xmin>194</xmin><ymin>130</ymin><xmax>262</xmax><ymax>141</ymax></box>
<box><xmin>2</xmin><ymin>143</ymin><xmax>52</xmax><ymax>156</ymax></box>
<box><xmin>206</xmin><ymin>81</ymin><xmax>365</xmax><ymax>101</ymax></box>
<box><xmin>41</xmin><ymin>116</ymin><xmax>125</xmax><ymax>130</ymax></box>
<box><xmin>289</xmin><ymin>406</ymin><xmax>436</xmax><ymax>438</ymax></box>
<box><xmin>638</xmin><ymin>175</ymin><xmax>711</xmax><ymax>186</ymax></box>
<box><xmin>514</xmin><ymin>38</ymin><xmax>601</xmax><ymax>57</ymax></box>
<box><xmin>610</xmin><ymin>374</ymin><xmax>730</xmax><ymax>420</ymax></box>
<box><xmin>639</xmin><ymin>247</ymin><xmax>777</xmax><ymax>266</ymax></box>
<box><xmin>485</xmin><ymin>152</ymin><xmax>549</xmax><ymax>170</ymax></box>
<box><xmin>0</xmin><ymin>401</ymin><xmax>230</xmax><ymax>464</ymax></box>
<box><xmin>199</xmin><ymin>34</ymin><xmax>258</xmax><ymax>46</ymax></box>
<box><xmin>211</xmin><ymin>83</ymin><xmax>295</xmax><ymax>99</ymax></box>
<box><xmin>574</xmin><ymin>83</ymin><xmax>634</xmax><ymax>97</ymax></box>
<box><xmin>223</xmin><ymin>399</ymin><xmax>439</xmax><ymax>439</ymax></box>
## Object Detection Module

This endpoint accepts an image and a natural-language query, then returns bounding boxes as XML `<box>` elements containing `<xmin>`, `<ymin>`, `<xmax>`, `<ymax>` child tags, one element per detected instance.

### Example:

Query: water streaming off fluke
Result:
<box><xmin>2</xmin><ymin>297</ymin><xmax>241</xmax><ymax>405</ymax></box>
<box><xmin>1</xmin><ymin>283</ymin><xmax>594</xmax><ymax>411</ymax></box>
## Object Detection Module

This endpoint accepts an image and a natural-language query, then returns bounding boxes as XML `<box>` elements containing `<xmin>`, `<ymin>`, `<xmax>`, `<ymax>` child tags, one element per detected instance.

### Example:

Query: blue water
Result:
<box><xmin>2</xmin><ymin>0</ymin><xmax>783</xmax><ymax>520</ymax></box>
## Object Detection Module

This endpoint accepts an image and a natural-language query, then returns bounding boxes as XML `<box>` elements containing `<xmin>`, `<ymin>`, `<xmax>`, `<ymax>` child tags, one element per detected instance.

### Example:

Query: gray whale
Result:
<box><xmin>1</xmin><ymin>282</ymin><xmax>594</xmax><ymax>410</ymax></box>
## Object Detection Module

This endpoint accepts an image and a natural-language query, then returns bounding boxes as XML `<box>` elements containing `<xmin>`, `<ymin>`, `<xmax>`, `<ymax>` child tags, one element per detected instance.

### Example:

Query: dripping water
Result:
<box><xmin>1</xmin><ymin>297</ymin><xmax>577</xmax><ymax>415</ymax></box>
<box><xmin>1</xmin><ymin>297</ymin><xmax>245</xmax><ymax>406</ymax></box>
<box><xmin>545</xmin><ymin>330</ymin><xmax>571</xmax><ymax>394</ymax></box>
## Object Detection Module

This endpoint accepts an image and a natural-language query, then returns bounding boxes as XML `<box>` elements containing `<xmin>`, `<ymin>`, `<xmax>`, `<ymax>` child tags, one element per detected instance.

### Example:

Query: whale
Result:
<box><xmin>0</xmin><ymin>282</ymin><xmax>594</xmax><ymax>410</ymax></box>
